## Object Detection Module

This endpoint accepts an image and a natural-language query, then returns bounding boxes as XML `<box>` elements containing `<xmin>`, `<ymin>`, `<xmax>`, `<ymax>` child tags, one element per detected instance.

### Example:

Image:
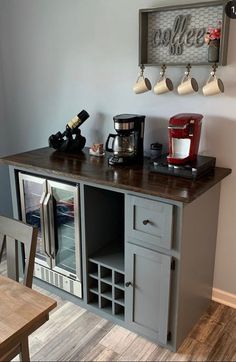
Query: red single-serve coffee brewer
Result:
<box><xmin>167</xmin><ymin>113</ymin><xmax>203</xmax><ymax>165</ymax></box>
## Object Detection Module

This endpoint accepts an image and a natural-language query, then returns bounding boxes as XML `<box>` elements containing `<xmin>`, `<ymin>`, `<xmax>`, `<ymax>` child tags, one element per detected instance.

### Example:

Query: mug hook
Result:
<box><xmin>140</xmin><ymin>64</ymin><xmax>145</xmax><ymax>77</ymax></box>
<box><xmin>160</xmin><ymin>64</ymin><xmax>166</xmax><ymax>78</ymax></box>
<box><xmin>185</xmin><ymin>63</ymin><xmax>192</xmax><ymax>77</ymax></box>
<box><xmin>136</xmin><ymin>64</ymin><xmax>145</xmax><ymax>83</ymax></box>
<box><xmin>136</xmin><ymin>64</ymin><xmax>145</xmax><ymax>82</ymax></box>
<box><xmin>211</xmin><ymin>63</ymin><xmax>218</xmax><ymax>77</ymax></box>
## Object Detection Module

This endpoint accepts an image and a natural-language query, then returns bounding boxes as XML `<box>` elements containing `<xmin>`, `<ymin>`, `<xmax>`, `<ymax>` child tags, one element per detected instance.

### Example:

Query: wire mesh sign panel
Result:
<box><xmin>139</xmin><ymin>1</ymin><xmax>229</xmax><ymax>66</ymax></box>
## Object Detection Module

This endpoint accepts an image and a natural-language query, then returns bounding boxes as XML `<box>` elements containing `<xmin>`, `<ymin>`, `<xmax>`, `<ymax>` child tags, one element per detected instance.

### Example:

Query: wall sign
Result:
<box><xmin>139</xmin><ymin>1</ymin><xmax>230</xmax><ymax>66</ymax></box>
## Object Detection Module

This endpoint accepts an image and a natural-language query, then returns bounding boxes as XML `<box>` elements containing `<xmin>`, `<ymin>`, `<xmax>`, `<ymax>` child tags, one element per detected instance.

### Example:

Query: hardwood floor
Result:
<box><xmin>1</xmin><ymin>257</ymin><xmax>235</xmax><ymax>361</ymax></box>
<box><xmin>13</xmin><ymin>282</ymin><xmax>236</xmax><ymax>361</ymax></box>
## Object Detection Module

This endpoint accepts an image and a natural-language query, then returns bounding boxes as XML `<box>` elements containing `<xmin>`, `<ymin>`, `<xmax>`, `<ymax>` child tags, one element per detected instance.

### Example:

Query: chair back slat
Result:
<box><xmin>6</xmin><ymin>236</ymin><xmax>19</xmax><ymax>283</ymax></box>
<box><xmin>0</xmin><ymin>215</ymin><xmax>38</xmax><ymax>288</ymax></box>
<box><xmin>0</xmin><ymin>233</ymin><xmax>6</xmax><ymax>261</ymax></box>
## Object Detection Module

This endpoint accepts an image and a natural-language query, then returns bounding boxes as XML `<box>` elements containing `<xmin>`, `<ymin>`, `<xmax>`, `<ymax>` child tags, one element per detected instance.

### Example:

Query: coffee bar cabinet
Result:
<box><xmin>0</xmin><ymin>147</ymin><xmax>231</xmax><ymax>351</ymax></box>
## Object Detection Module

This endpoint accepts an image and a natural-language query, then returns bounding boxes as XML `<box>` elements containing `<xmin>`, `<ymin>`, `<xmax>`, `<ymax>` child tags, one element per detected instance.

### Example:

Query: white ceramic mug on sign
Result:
<box><xmin>202</xmin><ymin>75</ymin><xmax>224</xmax><ymax>96</ymax></box>
<box><xmin>133</xmin><ymin>75</ymin><xmax>152</xmax><ymax>94</ymax></box>
<box><xmin>154</xmin><ymin>76</ymin><xmax>173</xmax><ymax>95</ymax></box>
<box><xmin>177</xmin><ymin>75</ymin><xmax>199</xmax><ymax>95</ymax></box>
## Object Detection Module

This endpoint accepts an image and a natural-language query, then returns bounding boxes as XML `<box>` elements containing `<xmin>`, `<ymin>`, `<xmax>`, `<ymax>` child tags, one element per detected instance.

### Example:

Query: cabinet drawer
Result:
<box><xmin>126</xmin><ymin>195</ymin><xmax>173</xmax><ymax>250</ymax></box>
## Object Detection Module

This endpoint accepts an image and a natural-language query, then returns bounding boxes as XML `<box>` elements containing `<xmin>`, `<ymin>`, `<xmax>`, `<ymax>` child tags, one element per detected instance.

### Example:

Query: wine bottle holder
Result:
<box><xmin>88</xmin><ymin>260</ymin><xmax>125</xmax><ymax>321</ymax></box>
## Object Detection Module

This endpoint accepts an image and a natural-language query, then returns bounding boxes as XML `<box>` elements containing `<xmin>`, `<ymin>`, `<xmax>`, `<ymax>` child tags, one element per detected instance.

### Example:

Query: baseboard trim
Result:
<box><xmin>212</xmin><ymin>288</ymin><xmax>236</xmax><ymax>309</ymax></box>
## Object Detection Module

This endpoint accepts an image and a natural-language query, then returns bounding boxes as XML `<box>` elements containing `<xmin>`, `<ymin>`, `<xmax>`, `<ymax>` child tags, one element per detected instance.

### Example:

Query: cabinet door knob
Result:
<box><xmin>143</xmin><ymin>219</ymin><xmax>150</xmax><ymax>225</ymax></box>
<box><xmin>125</xmin><ymin>281</ymin><xmax>132</xmax><ymax>287</ymax></box>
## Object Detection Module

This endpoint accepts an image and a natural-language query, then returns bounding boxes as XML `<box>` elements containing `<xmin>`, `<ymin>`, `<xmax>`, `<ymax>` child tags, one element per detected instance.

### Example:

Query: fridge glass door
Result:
<box><xmin>19</xmin><ymin>173</ymin><xmax>51</xmax><ymax>268</ymax></box>
<box><xmin>47</xmin><ymin>181</ymin><xmax>80</xmax><ymax>280</ymax></box>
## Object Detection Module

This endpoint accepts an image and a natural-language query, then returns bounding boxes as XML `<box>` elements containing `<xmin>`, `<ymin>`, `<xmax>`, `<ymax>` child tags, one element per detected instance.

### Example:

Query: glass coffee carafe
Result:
<box><xmin>106</xmin><ymin>132</ymin><xmax>135</xmax><ymax>157</ymax></box>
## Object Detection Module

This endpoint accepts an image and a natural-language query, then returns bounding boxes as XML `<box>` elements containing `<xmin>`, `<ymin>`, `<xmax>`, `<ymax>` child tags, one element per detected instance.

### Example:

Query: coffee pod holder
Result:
<box><xmin>202</xmin><ymin>63</ymin><xmax>224</xmax><ymax>96</ymax></box>
<box><xmin>153</xmin><ymin>64</ymin><xmax>173</xmax><ymax>95</ymax></box>
<box><xmin>133</xmin><ymin>65</ymin><xmax>152</xmax><ymax>94</ymax></box>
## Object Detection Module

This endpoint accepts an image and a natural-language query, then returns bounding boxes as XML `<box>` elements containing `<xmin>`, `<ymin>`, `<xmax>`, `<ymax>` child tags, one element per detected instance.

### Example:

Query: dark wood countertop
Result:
<box><xmin>0</xmin><ymin>147</ymin><xmax>231</xmax><ymax>203</ymax></box>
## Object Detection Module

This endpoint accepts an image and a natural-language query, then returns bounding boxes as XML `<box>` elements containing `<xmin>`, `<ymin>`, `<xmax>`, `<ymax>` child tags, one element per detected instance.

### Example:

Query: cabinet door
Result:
<box><xmin>47</xmin><ymin>180</ymin><xmax>81</xmax><ymax>281</ymax></box>
<box><xmin>19</xmin><ymin>173</ymin><xmax>51</xmax><ymax>268</ymax></box>
<box><xmin>125</xmin><ymin>243</ymin><xmax>171</xmax><ymax>345</ymax></box>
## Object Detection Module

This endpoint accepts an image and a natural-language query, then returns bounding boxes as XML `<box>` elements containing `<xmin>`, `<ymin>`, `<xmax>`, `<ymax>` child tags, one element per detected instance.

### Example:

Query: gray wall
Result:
<box><xmin>0</xmin><ymin>29</ymin><xmax>12</xmax><ymax>217</ymax></box>
<box><xmin>0</xmin><ymin>0</ymin><xmax>235</xmax><ymax>295</ymax></box>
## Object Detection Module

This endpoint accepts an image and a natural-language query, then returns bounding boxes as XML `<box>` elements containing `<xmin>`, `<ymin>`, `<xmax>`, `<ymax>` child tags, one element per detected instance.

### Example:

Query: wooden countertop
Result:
<box><xmin>0</xmin><ymin>147</ymin><xmax>231</xmax><ymax>203</ymax></box>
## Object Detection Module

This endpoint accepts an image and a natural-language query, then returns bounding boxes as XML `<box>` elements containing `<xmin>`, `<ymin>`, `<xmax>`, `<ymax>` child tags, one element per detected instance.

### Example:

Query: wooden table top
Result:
<box><xmin>0</xmin><ymin>147</ymin><xmax>231</xmax><ymax>203</ymax></box>
<box><xmin>0</xmin><ymin>275</ymin><xmax>57</xmax><ymax>356</ymax></box>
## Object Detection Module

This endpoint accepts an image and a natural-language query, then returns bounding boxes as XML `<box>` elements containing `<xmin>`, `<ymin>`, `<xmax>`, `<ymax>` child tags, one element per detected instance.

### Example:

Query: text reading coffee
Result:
<box><xmin>152</xmin><ymin>15</ymin><xmax>206</xmax><ymax>55</ymax></box>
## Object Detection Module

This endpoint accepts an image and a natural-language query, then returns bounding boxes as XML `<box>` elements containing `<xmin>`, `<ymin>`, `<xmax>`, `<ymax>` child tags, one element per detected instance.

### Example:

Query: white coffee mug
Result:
<box><xmin>133</xmin><ymin>75</ymin><xmax>152</xmax><ymax>94</ymax></box>
<box><xmin>154</xmin><ymin>76</ymin><xmax>173</xmax><ymax>95</ymax></box>
<box><xmin>202</xmin><ymin>75</ymin><xmax>224</xmax><ymax>96</ymax></box>
<box><xmin>177</xmin><ymin>75</ymin><xmax>198</xmax><ymax>95</ymax></box>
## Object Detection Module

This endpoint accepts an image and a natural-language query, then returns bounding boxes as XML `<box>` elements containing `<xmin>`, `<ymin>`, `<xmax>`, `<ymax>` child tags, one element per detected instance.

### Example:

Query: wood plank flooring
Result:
<box><xmin>1</xmin><ymin>258</ymin><xmax>236</xmax><ymax>361</ymax></box>
<box><xmin>13</xmin><ymin>283</ymin><xmax>236</xmax><ymax>361</ymax></box>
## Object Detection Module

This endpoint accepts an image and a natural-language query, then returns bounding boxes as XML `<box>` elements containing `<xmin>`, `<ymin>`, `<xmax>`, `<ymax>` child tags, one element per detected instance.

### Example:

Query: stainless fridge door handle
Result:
<box><xmin>39</xmin><ymin>191</ymin><xmax>48</xmax><ymax>256</ymax></box>
<box><xmin>48</xmin><ymin>193</ymin><xmax>55</xmax><ymax>259</ymax></box>
<box><xmin>43</xmin><ymin>193</ymin><xmax>52</xmax><ymax>258</ymax></box>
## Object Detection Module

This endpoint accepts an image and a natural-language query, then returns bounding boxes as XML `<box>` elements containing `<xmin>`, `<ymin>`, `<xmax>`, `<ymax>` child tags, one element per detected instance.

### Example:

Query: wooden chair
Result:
<box><xmin>0</xmin><ymin>215</ymin><xmax>38</xmax><ymax>361</ymax></box>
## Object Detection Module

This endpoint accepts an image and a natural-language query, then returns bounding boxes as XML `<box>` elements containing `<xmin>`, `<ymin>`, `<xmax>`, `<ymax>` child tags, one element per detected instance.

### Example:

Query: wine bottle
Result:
<box><xmin>67</xmin><ymin>110</ymin><xmax>90</xmax><ymax>130</ymax></box>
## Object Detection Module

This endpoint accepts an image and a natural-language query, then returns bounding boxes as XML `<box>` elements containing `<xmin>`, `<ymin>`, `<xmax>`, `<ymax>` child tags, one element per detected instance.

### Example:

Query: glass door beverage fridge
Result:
<box><xmin>18</xmin><ymin>173</ymin><xmax>82</xmax><ymax>297</ymax></box>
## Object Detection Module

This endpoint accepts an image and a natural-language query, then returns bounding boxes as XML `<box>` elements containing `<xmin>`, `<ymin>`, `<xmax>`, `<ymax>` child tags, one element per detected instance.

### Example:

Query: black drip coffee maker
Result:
<box><xmin>105</xmin><ymin>114</ymin><xmax>145</xmax><ymax>165</ymax></box>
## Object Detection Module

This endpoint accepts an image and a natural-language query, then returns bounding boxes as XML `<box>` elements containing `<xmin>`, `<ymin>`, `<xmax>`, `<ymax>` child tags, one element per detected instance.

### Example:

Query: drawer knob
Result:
<box><xmin>143</xmin><ymin>219</ymin><xmax>150</xmax><ymax>225</ymax></box>
<box><xmin>125</xmin><ymin>281</ymin><xmax>132</xmax><ymax>287</ymax></box>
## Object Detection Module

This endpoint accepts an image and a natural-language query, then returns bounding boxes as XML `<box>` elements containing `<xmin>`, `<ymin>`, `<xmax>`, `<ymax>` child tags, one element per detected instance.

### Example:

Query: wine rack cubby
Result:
<box><xmin>88</xmin><ymin>256</ymin><xmax>125</xmax><ymax>321</ymax></box>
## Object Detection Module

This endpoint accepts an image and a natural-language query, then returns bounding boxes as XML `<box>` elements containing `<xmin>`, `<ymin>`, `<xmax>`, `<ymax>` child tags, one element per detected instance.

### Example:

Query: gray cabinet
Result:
<box><xmin>125</xmin><ymin>194</ymin><xmax>174</xmax><ymax>346</ymax></box>
<box><xmin>5</xmin><ymin>157</ymin><xmax>224</xmax><ymax>352</ymax></box>
<box><xmin>125</xmin><ymin>243</ymin><xmax>172</xmax><ymax>345</ymax></box>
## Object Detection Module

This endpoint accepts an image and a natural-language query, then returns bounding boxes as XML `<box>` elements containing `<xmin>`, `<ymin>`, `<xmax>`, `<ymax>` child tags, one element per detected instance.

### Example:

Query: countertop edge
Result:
<box><xmin>0</xmin><ymin>156</ymin><xmax>232</xmax><ymax>204</ymax></box>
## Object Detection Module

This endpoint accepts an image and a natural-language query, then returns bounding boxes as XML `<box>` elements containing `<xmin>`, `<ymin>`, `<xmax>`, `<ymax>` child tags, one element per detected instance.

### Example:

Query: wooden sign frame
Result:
<box><xmin>139</xmin><ymin>1</ymin><xmax>230</xmax><ymax>66</ymax></box>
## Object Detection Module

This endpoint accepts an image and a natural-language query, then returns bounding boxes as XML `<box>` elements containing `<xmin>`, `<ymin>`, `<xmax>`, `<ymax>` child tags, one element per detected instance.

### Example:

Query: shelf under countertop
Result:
<box><xmin>89</xmin><ymin>243</ymin><xmax>124</xmax><ymax>273</ymax></box>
